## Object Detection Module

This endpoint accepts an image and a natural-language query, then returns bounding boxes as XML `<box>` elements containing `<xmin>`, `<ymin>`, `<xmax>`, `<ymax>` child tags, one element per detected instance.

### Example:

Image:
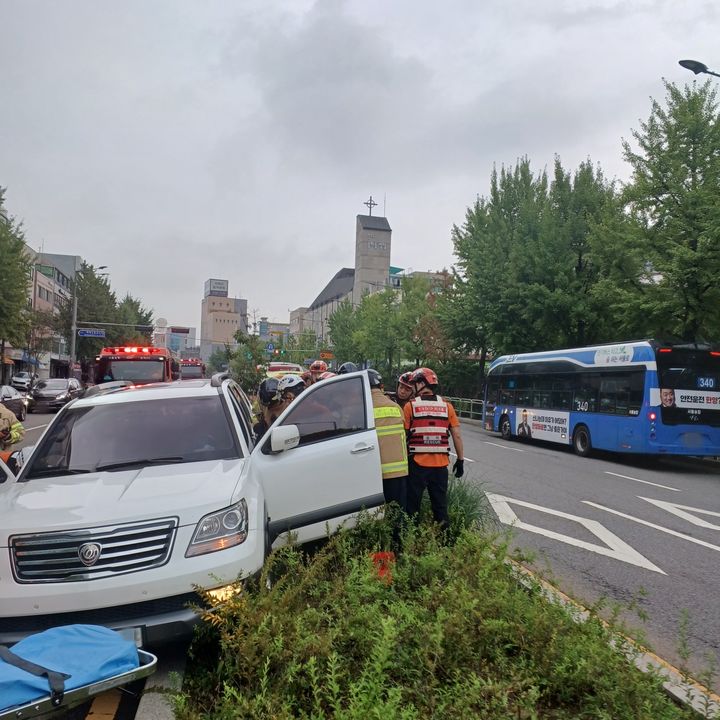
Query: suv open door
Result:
<box><xmin>252</xmin><ymin>371</ymin><xmax>385</xmax><ymax>544</ymax></box>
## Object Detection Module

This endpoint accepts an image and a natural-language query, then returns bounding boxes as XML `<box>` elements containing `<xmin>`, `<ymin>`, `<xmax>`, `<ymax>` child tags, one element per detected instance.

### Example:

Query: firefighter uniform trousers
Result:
<box><xmin>405</xmin><ymin>395</ymin><xmax>451</xmax><ymax>531</ymax></box>
<box><xmin>371</xmin><ymin>389</ymin><xmax>408</xmax><ymax>545</ymax></box>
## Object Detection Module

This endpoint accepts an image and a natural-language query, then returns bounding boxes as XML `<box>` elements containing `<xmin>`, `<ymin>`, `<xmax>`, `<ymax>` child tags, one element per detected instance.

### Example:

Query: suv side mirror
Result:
<box><xmin>270</xmin><ymin>425</ymin><xmax>300</xmax><ymax>453</ymax></box>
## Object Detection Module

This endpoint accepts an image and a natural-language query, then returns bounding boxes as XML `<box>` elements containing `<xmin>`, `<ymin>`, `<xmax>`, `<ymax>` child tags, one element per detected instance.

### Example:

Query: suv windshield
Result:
<box><xmin>24</xmin><ymin>396</ymin><xmax>241</xmax><ymax>478</ymax></box>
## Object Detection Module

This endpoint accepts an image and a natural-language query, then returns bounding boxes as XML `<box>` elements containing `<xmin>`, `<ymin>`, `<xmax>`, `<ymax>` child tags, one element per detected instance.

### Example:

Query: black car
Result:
<box><xmin>27</xmin><ymin>378</ymin><xmax>83</xmax><ymax>413</ymax></box>
<box><xmin>0</xmin><ymin>385</ymin><xmax>27</xmax><ymax>421</ymax></box>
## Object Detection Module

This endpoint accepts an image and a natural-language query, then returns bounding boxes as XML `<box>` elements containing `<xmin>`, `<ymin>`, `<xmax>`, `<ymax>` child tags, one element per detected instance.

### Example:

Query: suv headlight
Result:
<box><xmin>186</xmin><ymin>500</ymin><xmax>248</xmax><ymax>557</ymax></box>
<box><xmin>56</xmin><ymin>393</ymin><xmax>70</xmax><ymax>401</ymax></box>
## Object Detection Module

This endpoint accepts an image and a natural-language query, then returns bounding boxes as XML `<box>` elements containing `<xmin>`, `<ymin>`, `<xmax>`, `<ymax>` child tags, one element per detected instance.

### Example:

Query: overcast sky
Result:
<box><xmin>1</xmin><ymin>0</ymin><xmax>717</xmax><ymax>334</ymax></box>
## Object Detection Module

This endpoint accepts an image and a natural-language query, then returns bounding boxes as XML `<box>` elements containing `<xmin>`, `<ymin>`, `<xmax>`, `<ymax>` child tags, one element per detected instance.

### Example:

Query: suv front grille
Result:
<box><xmin>10</xmin><ymin>519</ymin><xmax>178</xmax><ymax>583</ymax></box>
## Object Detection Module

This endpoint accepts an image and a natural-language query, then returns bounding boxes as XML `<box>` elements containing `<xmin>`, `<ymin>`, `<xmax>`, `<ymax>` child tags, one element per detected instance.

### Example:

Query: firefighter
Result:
<box><xmin>367</xmin><ymin>369</ymin><xmax>408</xmax><ymax>549</ymax></box>
<box><xmin>277</xmin><ymin>373</ymin><xmax>306</xmax><ymax>402</ymax></box>
<box><xmin>252</xmin><ymin>377</ymin><xmax>285</xmax><ymax>442</ymax></box>
<box><xmin>403</xmin><ymin>367</ymin><xmax>464</xmax><ymax>533</ymax></box>
<box><xmin>308</xmin><ymin>359</ymin><xmax>328</xmax><ymax>384</ymax></box>
<box><xmin>395</xmin><ymin>371</ymin><xmax>415</xmax><ymax>408</ymax></box>
<box><xmin>0</xmin><ymin>403</ymin><xmax>25</xmax><ymax>469</ymax></box>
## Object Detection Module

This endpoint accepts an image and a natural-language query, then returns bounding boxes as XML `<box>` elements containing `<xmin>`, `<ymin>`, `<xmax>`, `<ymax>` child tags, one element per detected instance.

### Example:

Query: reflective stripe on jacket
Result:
<box><xmin>408</xmin><ymin>395</ymin><xmax>450</xmax><ymax>454</ymax></box>
<box><xmin>371</xmin><ymin>389</ymin><xmax>408</xmax><ymax>480</ymax></box>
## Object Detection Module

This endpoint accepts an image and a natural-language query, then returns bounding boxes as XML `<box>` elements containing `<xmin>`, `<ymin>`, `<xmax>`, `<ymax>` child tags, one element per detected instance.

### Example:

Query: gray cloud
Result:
<box><xmin>1</xmin><ymin>0</ymin><xmax>717</xmax><ymax>327</ymax></box>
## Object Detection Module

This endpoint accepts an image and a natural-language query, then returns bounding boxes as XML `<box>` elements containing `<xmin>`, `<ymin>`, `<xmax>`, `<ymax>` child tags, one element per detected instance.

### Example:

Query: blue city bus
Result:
<box><xmin>482</xmin><ymin>339</ymin><xmax>720</xmax><ymax>457</ymax></box>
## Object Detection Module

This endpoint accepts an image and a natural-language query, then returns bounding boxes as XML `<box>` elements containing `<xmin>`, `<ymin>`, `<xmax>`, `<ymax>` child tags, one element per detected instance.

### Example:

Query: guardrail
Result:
<box><xmin>444</xmin><ymin>396</ymin><xmax>484</xmax><ymax>421</ymax></box>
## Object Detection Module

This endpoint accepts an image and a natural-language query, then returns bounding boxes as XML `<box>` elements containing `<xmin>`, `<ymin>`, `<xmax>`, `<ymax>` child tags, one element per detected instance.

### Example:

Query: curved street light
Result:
<box><xmin>679</xmin><ymin>59</ymin><xmax>720</xmax><ymax>78</ymax></box>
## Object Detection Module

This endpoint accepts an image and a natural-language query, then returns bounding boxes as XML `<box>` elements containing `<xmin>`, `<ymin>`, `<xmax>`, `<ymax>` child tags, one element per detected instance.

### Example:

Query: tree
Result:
<box><xmin>22</xmin><ymin>309</ymin><xmax>57</xmax><ymax>368</ymax></box>
<box><xmin>0</xmin><ymin>189</ymin><xmax>31</xmax><ymax>381</ymax></box>
<box><xmin>54</xmin><ymin>263</ymin><xmax>119</xmax><ymax>358</ymax></box>
<box><xmin>450</xmin><ymin>157</ymin><xmax>625</xmax><ymax>356</ymax></box>
<box><xmin>230</xmin><ymin>331</ymin><xmax>267</xmax><ymax>393</ymax></box>
<box><xmin>327</xmin><ymin>300</ymin><xmax>360</xmax><ymax>365</ymax></box>
<box><xmin>115</xmin><ymin>294</ymin><xmax>154</xmax><ymax>345</ymax></box>
<box><xmin>620</xmin><ymin>80</ymin><xmax>720</xmax><ymax>341</ymax></box>
<box><xmin>352</xmin><ymin>289</ymin><xmax>404</xmax><ymax>378</ymax></box>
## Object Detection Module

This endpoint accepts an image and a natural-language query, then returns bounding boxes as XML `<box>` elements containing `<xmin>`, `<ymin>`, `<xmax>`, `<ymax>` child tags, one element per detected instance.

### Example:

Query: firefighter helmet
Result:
<box><xmin>309</xmin><ymin>360</ymin><xmax>328</xmax><ymax>374</ymax></box>
<box><xmin>277</xmin><ymin>373</ymin><xmax>306</xmax><ymax>398</ymax></box>
<box><xmin>411</xmin><ymin>367</ymin><xmax>439</xmax><ymax>389</ymax></box>
<box><xmin>258</xmin><ymin>377</ymin><xmax>281</xmax><ymax>406</ymax></box>
<box><xmin>337</xmin><ymin>361</ymin><xmax>359</xmax><ymax>375</ymax></box>
<box><xmin>366</xmin><ymin>369</ymin><xmax>383</xmax><ymax>388</ymax></box>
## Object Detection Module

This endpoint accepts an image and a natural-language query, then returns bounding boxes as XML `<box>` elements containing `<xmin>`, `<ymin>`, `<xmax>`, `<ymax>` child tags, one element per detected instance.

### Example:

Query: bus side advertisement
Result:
<box><xmin>482</xmin><ymin>340</ymin><xmax>720</xmax><ymax>457</ymax></box>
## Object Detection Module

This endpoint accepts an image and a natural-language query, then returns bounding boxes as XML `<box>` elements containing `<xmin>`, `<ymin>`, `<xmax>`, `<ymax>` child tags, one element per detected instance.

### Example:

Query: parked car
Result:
<box><xmin>0</xmin><ymin>371</ymin><xmax>383</xmax><ymax>647</ymax></box>
<box><xmin>0</xmin><ymin>385</ymin><xmax>27</xmax><ymax>421</ymax></box>
<box><xmin>26</xmin><ymin>378</ymin><xmax>83</xmax><ymax>413</ymax></box>
<box><xmin>10</xmin><ymin>371</ymin><xmax>36</xmax><ymax>392</ymax></box>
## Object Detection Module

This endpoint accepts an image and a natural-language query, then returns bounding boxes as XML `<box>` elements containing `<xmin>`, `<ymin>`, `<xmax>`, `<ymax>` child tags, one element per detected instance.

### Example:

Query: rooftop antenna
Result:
<box><xmin>383</xmin><ymin>193</ymin><xmax>386</xmax><ymax>217</ymax></box>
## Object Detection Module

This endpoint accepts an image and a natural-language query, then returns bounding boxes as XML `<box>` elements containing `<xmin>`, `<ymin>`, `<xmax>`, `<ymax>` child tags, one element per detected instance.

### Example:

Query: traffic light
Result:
<box><xmin>274</xmin><ymin>349</ymin><xmax>280</xmax><ymax>355</ymax></box>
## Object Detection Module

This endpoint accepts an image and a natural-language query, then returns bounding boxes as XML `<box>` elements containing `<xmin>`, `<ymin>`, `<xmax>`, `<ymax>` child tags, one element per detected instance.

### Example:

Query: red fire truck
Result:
<box><xmin>93</xmin><ymin>346</ymin><xmax>179</xmax><ymax>386</ymax></box>
<box><xmin>179</xmin><ymin>358</ymin><xmax>206</xmax><ymax>379</ymax></box>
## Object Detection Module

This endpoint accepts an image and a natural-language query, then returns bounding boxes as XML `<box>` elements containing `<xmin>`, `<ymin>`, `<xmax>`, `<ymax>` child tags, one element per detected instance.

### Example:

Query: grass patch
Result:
<box><xmin>174</xmin><ymin>484</ymin><xmax>697</xmax><ymax>719</ymax></box>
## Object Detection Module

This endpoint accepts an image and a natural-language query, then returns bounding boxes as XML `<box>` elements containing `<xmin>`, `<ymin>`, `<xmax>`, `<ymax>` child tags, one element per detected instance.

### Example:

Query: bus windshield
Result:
<box><xmin>99</xmin><ymin>359</ymin><xmax>166</xmax><ymax>383</ymax></box>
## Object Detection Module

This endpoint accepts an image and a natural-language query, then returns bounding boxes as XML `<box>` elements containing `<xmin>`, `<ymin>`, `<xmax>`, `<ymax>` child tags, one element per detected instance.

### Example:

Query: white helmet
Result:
<box><xmin>277</xmin><ymin>373</ymin><xmax>306</xmax><ymax>398</ymax></box>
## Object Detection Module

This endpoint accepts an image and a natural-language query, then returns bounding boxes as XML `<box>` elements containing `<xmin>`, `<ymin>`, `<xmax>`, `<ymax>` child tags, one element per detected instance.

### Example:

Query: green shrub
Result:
<box><xmin>175</xmin><ymin>513</ymin><xmax>695</xmax><ymax>720</ymax></box>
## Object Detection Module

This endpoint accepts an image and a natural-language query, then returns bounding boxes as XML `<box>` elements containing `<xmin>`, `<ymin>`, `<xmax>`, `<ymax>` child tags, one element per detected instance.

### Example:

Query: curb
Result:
<box><xmin>508</xmin><ymin>559</ymin><xmax>720</xmax><ymax>717</ymax></box>
<box><xmin>135</xmin><ymin>644</ymin><xmax>186</xmax><ymax>720</ymax></box>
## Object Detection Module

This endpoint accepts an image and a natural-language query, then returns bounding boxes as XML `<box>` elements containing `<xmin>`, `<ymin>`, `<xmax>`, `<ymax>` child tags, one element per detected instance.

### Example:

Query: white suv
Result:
<box><xmin>0</xmin><ymin>372</ymin><xmax>383</xmax><ymax>647</ymax></box>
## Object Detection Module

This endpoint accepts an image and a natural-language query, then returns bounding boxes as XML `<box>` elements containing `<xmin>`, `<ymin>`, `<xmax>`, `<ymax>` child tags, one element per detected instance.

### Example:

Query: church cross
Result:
<box><xmin>364</xmin><ymin>195</ymin><xmax>377</xmax><ymax>216</ymax></box>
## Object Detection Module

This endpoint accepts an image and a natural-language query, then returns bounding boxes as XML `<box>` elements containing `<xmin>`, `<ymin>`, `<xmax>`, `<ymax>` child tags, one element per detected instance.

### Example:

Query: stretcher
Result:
<box><xmin>0</xmin><ymin>625</ymin><xmax>157</xmax><ymax>719</ymax></box>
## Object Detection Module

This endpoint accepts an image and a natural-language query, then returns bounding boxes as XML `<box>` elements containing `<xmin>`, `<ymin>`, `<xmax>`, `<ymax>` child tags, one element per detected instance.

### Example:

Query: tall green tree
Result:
<box><xmin>620</xmin><ymin>80</ymin><xmax>720</xmax><ymax>341</ymax></box>
<box><xmin>230</xmin><ymin>331</ymin><xmax>267</xmax><ymax>393</ymax></box>
<box><xmin>352</xmin><ymin>288</ymin><xmax>404</xmax><ymax>378</ymax></box>
<box><xmin>0</xmin><ymin>189</ymin><xmax>32</xmax><ymax>379</ymax></box>
<box><xmin>327</xmin><ymin>300</ymin><xmax>360</xmax><ymax>366</ymax></box>
<box><xmin>451</xmin><ymin>157</ymin><xmax>625</xmax><ymax>355</ymax></box>
<box><xmin>115</xmin><ymin>294</ymin><xmax>154</xmax><ymax>345</ymax></box>
<box><xmin>55</xmin><ymin>264</ymin><xmax>119</xmax><ymax>358</ymax></box>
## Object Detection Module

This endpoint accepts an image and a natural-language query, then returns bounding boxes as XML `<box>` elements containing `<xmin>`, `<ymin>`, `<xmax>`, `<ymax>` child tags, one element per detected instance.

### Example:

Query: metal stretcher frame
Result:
<box><xmin>0</xmin><ymin>649</ymin><xmax>157</xmax><ymax>720</ymax></box>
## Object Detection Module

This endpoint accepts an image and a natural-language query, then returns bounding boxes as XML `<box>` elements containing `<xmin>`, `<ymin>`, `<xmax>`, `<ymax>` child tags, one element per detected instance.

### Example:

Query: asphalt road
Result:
<box><xmin>459</xmin><ymin>419</ymin><xmax>720</xmax><ymax>680</ymax></box>
<box><xmin>17</xmin><ymin>407</ymin><xmax>55</xmax><ymax>450</ymax></box>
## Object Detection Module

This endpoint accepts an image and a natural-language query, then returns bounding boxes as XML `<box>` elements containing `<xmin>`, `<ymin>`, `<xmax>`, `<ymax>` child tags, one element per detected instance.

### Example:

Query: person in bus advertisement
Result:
<box><xmin>517</xmin><ymin>409</ymin><xmax>532</xmax><ymax>439</ymax></box>
<box><xmin>661</xmin><ymin>388</ymin><xmax>676</xmax><ymax>408</ymax></box>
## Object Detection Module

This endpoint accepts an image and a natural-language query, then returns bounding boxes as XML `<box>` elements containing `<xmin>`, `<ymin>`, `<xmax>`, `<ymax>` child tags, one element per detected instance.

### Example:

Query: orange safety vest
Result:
<box><xmin>407</xmin><ymin>395</ymin><xmax>450</xmax><ymax>454</ymax></box>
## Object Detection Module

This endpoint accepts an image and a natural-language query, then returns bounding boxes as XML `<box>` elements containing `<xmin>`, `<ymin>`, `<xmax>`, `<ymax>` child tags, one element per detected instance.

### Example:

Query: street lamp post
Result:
<box><xmin>679</xmin><ymin>59</ymin><xmax>720</xmax><ymax>78</ymax></box>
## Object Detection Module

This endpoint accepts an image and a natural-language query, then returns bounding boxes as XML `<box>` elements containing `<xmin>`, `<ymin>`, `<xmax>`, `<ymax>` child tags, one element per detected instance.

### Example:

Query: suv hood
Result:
<box><xmin>0</xmin><ymin>458</ymin><xmax>247</xmax><ymax>537</ymax></box>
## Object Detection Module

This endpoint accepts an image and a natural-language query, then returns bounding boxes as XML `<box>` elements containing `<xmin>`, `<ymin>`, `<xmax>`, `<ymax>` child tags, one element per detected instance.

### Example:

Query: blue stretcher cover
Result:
<box><xmin>0</xmin><ymin>624</ymin><xmax>139</xmax><ymax>712</ymax></box>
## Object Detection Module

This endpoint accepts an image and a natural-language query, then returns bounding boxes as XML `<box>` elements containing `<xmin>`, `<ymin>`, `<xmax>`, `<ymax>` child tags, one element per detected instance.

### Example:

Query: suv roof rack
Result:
<box><xmin>210</xmin><ymin>371</ymin><xmax>231</xmax><ymax>387</ymax></box>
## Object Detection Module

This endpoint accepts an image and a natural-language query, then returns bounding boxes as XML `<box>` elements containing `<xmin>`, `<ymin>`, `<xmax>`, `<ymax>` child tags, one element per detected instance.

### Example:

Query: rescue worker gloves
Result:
<box><xmin>452</xmin><ymin>459</ymin><xmax>464</xmax><ymax>478</ymax></box>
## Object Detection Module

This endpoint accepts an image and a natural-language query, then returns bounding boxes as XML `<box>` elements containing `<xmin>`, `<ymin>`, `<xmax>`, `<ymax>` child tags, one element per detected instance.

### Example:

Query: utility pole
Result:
<box><xmin>68</xmin><ymin>256</ymin><xmax>82</xmax><ymax>367</ymax></box>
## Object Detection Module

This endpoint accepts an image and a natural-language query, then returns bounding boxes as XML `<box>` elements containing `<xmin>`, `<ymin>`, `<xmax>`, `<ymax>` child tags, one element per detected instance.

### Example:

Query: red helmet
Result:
<box><xmin>309</xmin><ymin>360</ymin><xmax>328</xmax><ymax>374</ymax></box>
<box><xmin>398</xmin><ymin>371</ymin><xmax>414</xmax><ymax>389</ymax></box>
<box><xmin>412</xmin><ymin>367</ymin><xmax>439</xmax><ymax>388</ymax></box>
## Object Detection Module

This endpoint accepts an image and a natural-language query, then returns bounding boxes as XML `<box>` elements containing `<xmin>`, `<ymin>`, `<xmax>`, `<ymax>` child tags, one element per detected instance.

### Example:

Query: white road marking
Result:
<box><xmin>487</xmin><ymin>493</ymin><xmax>665</xmax><ymax>574</ymax></box>
<box><xmin>583</xmin><ymin>501</ymin><xmax>720</xmax><ymax>553</ymax></box>
<box><xmin>25</xmin><ymin>423</ymin><xmax>49</xmax><ymax>432</ymax></box>
<box><xmin>449</xmin><ymin>452</ymin><xmax>475</xmax><ymax>462</ymax></box>
<box><xmin>639</xmin><ymin>497</ymin><xmax>720</xmax><ymax>531</ymax></box>
<box><xmin>484</xmin><ymin>441</ymin><xmax>524</xmax><ymax>453</ymax></box>
<box><xmin>604</xmin><ymin>471</ymin><xmax>680</xmax><ymax>492</ymax></box>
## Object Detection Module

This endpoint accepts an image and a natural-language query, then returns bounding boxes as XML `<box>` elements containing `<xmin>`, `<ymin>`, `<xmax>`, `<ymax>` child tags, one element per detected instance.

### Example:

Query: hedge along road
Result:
<box><xmin>457</xmin><ymin>419</ymin><xmax>720</xmax><ymax>682</ymax></box>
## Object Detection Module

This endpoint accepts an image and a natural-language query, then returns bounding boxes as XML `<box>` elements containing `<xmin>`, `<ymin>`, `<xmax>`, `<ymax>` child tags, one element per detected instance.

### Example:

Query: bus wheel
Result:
<box><xmin>573</xmin><ymin>426</ymin><xmax>592</xmax><ymax>457</ymax></box>
<box><xmin>500</xmin><ymin>415</ymin><xmax>513</xmax><ymax>441</ymax></box>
